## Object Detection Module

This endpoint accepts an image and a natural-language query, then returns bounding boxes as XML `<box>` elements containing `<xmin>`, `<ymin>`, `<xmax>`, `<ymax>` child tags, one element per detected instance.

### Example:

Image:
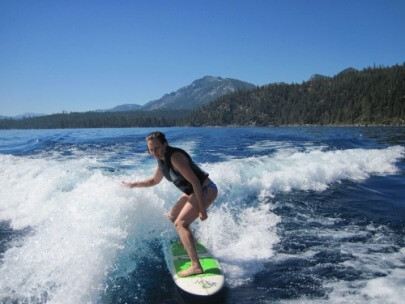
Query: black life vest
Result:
<box><xmin>158</xmin><ymin>146</ymin><xmax>208</xmax><ymax>195</ymax></box>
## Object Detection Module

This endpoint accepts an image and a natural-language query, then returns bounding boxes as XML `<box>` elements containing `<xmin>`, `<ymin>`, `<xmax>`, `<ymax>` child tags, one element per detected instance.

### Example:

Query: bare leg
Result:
<box><xmin>167</xmin><ymin>195</ymin><xmax>188</xmax><ymax>222</ymax></box>
<box><xmin>174</xmin><ymin>202</ymin><xmax>203</xmax><ymax>277</ymax></box>
<box><xmin>173</xmin><ymin>186</ymin><xmax>217</xmax><ymax>277</ymax></box>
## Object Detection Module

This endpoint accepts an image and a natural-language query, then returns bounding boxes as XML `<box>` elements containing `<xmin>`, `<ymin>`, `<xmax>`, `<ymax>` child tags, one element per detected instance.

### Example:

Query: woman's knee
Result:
<box><xmin>174</xmin><ymin>217</ymin><xmax>191</xmax><ymax>230</ymax></box>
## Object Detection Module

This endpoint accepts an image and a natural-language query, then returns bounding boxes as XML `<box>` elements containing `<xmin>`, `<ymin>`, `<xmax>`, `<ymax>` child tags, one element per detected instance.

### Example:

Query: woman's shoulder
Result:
<box><xmin>169</xmin><ymin>147</ymin><xmax>191</xmax><ymax>166</ymax></box>
<box><xmin>168</xmin><ymin>146</ymin><xmax>189</xmax><ymax>157</ymax></box>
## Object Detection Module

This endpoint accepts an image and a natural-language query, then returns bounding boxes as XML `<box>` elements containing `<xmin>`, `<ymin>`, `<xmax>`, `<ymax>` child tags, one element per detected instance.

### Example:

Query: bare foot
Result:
<box><xmin>178</xmin><ymin>265</ymin><xmax>203</xmax><ymax>277</ymax></box>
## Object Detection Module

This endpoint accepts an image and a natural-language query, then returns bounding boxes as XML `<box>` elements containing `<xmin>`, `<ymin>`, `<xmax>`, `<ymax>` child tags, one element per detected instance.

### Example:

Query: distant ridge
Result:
<box><xmin>337</xmin><ymin>67</ymin><xmax>359</xmax><ymax>75</ymax></box>
<box><xmin>309</xmin><ymin>74</ymin><xmax>331</xmax><ymax>81</ymax></box>
<box><xmin>309</xmin><ymin>67</ymin><xmax>360</xmax><ymax>82</ymax></box>
<box><xmin>141</xmin><ymin>76</ymin><xmax>256</xmax><ymax>110</ymax></box>
<box><xmin>105</xmin><ymin>76</ymin><xmax>256</xmax><ymax>112</ymax></box>
<box><xmin>2</xmin><ymin>75</ymin><xmax>255</xmax><ymax>117</ymax></box>
<box><xmin>0</xmin><ymin>113</ymin><xmax>46</xmax><ymax>120</ymax></box>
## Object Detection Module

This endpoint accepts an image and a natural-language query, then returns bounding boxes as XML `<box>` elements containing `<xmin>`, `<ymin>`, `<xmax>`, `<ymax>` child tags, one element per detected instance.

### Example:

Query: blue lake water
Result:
<box><xmin>0</xmin><ymin>127</ymin><xmax>404</xmax><ymax>304</ymax></box>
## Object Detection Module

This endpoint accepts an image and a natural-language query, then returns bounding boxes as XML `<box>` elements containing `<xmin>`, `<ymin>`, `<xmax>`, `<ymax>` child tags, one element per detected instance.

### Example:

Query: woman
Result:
<box><xmin>122</xmin><ymin>131</ymin><xmax>218</xmax><ymax>277</ymax></box>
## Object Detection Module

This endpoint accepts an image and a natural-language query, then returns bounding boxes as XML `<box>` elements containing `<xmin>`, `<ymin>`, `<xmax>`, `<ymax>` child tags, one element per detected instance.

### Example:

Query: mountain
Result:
<box><xmin>0</xmin><ymin>113</ymin><xmax>46</xmax><ymax>120</ymax></box>
<box><xmin>141</xmin><ymin>76</ymin><xmax>256</xmax><ymax>111</ymax></box>
<box><xmin>107</xmin><ymin>104</ymin><xmax>142</xmax><ymax>112</ymax></box>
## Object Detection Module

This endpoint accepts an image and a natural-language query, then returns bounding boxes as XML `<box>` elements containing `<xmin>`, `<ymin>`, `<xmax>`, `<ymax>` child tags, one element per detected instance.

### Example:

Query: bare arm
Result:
<box><xmin>121</xmin><ymin>166</ymin><xmax>163</xmax><ymax>188</ymax></box>
<box><xmin>171</xmin><ymin>152</ymin><xmax>207</xmax><ymax>221</ymax></box>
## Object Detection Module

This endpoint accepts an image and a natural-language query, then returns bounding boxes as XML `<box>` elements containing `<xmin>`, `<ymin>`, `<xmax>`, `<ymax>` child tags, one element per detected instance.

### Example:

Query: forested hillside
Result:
<box><xmin>184</xmin><ymin>64</ymin><xmax>405</xmax><ymax>126</ymax></box>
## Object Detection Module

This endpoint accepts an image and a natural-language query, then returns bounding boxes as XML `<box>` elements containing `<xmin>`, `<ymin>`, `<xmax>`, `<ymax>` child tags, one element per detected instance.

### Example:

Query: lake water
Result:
<box><xmin>0</xmin><ymin>127</ymin><xmax>404</xmax><ymax>304</ymax></box>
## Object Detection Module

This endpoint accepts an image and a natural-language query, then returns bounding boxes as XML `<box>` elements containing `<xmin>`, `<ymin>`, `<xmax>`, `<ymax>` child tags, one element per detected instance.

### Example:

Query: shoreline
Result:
<box><xmin>1</xmin><ymin>124</ymin><xmax>405</xmax><ymax>131</ymax></box>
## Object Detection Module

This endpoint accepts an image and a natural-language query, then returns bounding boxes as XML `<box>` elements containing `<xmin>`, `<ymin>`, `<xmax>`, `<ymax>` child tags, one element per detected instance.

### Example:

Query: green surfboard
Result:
<box><xmin>167</xmin><ymin>240</ymin><xmax>225</xmax><ymax>296</ymax></box>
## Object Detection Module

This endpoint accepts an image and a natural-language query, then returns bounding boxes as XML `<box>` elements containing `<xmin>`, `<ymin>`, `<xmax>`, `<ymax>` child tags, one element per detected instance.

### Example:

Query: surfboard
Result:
<box><xmin>167</xmin><ymin>240</ymin><xmax>225</xmax><ymax>296</ymax></box>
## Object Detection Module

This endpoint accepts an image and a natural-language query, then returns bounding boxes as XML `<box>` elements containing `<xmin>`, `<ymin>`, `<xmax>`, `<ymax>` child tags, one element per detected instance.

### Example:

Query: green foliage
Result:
<box><xmin>0</xmin><ymin>110</ymin><xmax>187</xmax><ymax>129</ymax></box>
<box><xmin>183</xmin><ymin>64</ymin><xmax>405</xmax><ymax>126</ymax></box>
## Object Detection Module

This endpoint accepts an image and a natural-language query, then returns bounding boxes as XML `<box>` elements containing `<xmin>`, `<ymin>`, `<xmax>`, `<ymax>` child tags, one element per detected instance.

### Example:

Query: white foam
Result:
<box><xmin>0</xmin><ymin>144</ymin><xmax>403</xmax><ymax>302</ymax></box>
<box><xmin>360</xmin><ymin>265</ymin><xmax>405</xmax><ymax>303</ymax></box>
<box><xmin>272</xmin><ymin>222</ymin><xmax>405</xmax><ymax>304</ymax></box>
<box><xmin>0</xmin><ymin>155</ymin><xmax>170</xmax><ymax>303</ymax></box>
<box><xmin>248</xmin><ymin>140</ymin><xmax>295</xmax><ymax>151</ymax></box>
<box><xmin>195</xmin><ymin>203</ymin><xmax>280</xmax><ymax>286</ymax></box>
<box><xmin>322</xmin><ymin>248</ymin><xmax>405</xmax><ymax>304</ymax></box>
<box><xmin>203</xmin><ymin>145</ymin><xmax>404</xmax><ymax>199</ymax></box>
<box><xmin>171</xmin><ymin>139</ymin><xmax>199</xmax><ymax>158</ymax></box>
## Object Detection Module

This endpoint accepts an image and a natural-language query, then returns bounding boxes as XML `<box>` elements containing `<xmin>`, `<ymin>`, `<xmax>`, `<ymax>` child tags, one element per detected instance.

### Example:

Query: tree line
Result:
<box><xmin>1</xmin><ymin>64</ymin><xmax>404</xmax><ymax>129</ymax></box>
<box><xmin>0</xmin><ymin>110</ymin><xmax>185</xmax><ymax>129</ymax></box>
<box><xmin>183</xmin><ymin>64</ymin><xmax>405</xmax><ymax>126</ymax></box>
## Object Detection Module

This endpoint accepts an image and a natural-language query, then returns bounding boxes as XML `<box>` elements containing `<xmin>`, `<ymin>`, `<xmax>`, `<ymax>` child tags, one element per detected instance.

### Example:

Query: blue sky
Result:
<box><xmin>1</xmin><ymin>0</ymin><xmax>404</xmax><ymax>116</ymax></box>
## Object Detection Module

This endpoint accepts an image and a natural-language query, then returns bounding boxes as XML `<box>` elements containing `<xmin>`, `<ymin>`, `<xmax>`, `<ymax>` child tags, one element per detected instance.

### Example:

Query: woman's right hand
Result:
<box><xmin>199</xmin><ymin>210</ymin><xmax>208</xmax><ymax>221</ymax></box>
<box><xmin>121</xmin><ymin>181</ymin><xmax>134</xmax><ymax>188</ymax></box>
